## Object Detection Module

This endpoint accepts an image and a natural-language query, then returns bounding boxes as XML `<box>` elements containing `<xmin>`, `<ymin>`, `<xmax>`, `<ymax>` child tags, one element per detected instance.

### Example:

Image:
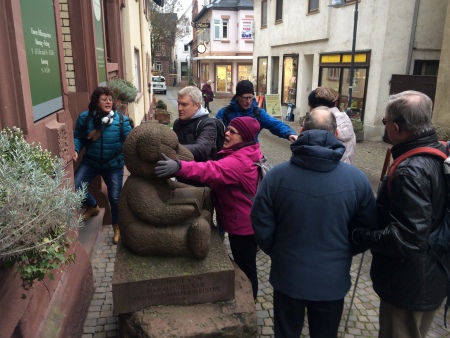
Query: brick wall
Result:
<box><xmin>59</xmin><ymin>0</ymin><xmax>75</xmax><ymax>92</ymax></box>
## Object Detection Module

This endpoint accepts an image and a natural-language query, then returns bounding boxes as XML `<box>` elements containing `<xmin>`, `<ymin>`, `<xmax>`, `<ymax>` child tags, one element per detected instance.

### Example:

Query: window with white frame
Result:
<box><xmin>156</xmin><ymin>43</ymin><xmax>161</xmax><ymax>52</ymax></box>
<box><xmin>214</xmin><ymin>18</ymin><xmax>229</xmax><ymax>40</ymax></box>
<box><xmin>134</xmin><ymin>48</ymin><xmax>141</xmax><ymax>92</ymax></box>
<box><xmin>155</xmin><ymin>61</ymin><xmax>162</xmax><ymax>71</ymax></box>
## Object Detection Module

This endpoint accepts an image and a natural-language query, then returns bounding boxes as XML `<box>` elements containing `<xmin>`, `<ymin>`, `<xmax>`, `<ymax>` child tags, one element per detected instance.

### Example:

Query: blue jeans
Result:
<box><xmin>74</xmin><ymin>162</ymin><xmax>124</xmax><ymax>224</ymax></box>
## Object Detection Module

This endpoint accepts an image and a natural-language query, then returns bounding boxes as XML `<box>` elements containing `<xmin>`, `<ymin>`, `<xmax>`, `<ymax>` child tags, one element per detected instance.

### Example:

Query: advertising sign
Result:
<box><xmin>20</xmin><ymin>0</ymin><xmax>63</xmax><ymax>121</ymax></box>
<box><xmin>241</xmin><ymin>20</ymin><xmax>253</xmax><ymax>39</ymax></box>
<box><xmin>93</xmin><ymin>0</ymin><xmax>107</xmax><ymax>86</ymax></box>
<box><xmin>265</xmin><ymin>94</ymin><xmax>282</xmax><ymax>117</ymax></box>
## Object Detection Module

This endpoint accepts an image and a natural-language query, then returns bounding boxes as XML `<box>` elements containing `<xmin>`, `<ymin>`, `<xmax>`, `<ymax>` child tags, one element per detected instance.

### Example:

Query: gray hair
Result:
<box><xmin>303</xmin><ymin>106</ymin><xmax>337</xmax><ymax>133</ymax></box>
<box><xmin>385</xmin><ymin>90</ymin><xmax>433</xmax><ymax>134</ymax></box>
<box><xmin>178</xmin><ymin>86</ymin><xmax>202</xmax><ymax>105</ymax></box>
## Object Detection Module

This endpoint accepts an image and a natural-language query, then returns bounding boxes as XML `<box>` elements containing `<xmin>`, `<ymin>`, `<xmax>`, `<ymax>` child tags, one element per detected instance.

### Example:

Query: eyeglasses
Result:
<box><xmin>240</xmin><ymin>95</ymin><xmax>254</xmax><ymax>101</ymax></box>
<box><xmin>226</xmin><ymin>127</ymin><xmax>240</xmax><ymax>135</ymax></box>
<box><xmin>100</xmin><ymin>97</ymin><xmax>114</xmax><ymax>103</ymax></box>
<box><xmin>382</xmin><ymin>117</ymin><xmax>387</xmax><ymax>125</ymax></box>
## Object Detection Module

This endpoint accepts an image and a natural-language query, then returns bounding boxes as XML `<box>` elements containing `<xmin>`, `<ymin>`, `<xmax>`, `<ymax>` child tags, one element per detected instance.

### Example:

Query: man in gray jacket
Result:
<box><xmin>173</xmin><ymin>86</ymin><xmax>217</xmax><ymax>187</ymax></box>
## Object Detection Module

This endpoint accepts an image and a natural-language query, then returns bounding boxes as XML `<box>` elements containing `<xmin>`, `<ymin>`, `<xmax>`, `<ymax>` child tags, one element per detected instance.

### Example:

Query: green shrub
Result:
<box><xmin>108</xmin><ymin>77</ymin><xmax>138</xmax><ymax>103</ymax></box>
<box><xmin>156</xmin><ymin>100</ymin><xmax>166</xmax><ymax>109</ymax></box>
<box><xmin>0</xmin><ymin>127</ymin><xmax>85</xmax><ymax>293</ymax></box>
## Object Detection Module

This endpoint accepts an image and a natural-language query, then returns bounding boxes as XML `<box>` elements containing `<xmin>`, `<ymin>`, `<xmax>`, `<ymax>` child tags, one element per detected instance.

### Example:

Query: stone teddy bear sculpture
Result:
<box><xmin>118</xmin><ymin>121</ymin><xmax>212</xmax><ymax>259</ymax></box>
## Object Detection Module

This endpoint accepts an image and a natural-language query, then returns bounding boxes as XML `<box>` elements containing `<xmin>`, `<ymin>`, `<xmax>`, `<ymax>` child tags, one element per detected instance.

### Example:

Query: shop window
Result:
<box><xmin>238</xmin><ymin>65</ymin><xmax>252</xmax><ymax>82</ymax></box>
<box><xmin>257</xmin><ymin>57</ymin><xmax>268</xmax><ymax>96</ymax></box>
<box><xmin>282</xmin><ymin>55</ymin><xmax>298</xmax><ymax>105</ymax></box>
<box><xmin>261</xmin><ymin>0</ymin><xmax>267</xmax><ymax>27</ymax></box>
<box><xmin>319</xmin><ymin>51</ymin><xmax>370</xmax><ymax>116</ymax></box>
<box><xmin>201</xmin><ymin>64</ymin><xmax>210</xmax><ymax>85</ymax></box>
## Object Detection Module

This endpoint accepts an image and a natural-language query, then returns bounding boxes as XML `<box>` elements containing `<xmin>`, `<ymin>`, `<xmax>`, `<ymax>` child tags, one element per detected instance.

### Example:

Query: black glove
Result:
<box><xmin>155</xmin><ymin>153</ymin><xmax>181</xmax><ymax>177</ymax></box>
<box><xmin>350</xmin><ymin>228</ymin><xmax>365</xmax><ymax>246</ymax></box>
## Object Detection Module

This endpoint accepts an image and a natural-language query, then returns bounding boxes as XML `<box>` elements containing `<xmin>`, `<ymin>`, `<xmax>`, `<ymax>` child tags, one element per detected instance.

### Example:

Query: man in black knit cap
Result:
<box><xmin>216</xmin><ymin>80</ymin><xmax>297</xmax><ymax>142</ymax></box>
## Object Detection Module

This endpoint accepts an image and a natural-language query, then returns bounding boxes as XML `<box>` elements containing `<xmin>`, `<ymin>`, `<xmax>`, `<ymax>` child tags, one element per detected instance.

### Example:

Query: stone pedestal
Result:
<box><xmin>118</xmin><ymin>261</ymin><xmax>257</xmax><ymax>338</ymax></box>
<box><xmin>112</xmin><ymin>232</ymin><xmax>235</xmax><ymax>315</ymax></box>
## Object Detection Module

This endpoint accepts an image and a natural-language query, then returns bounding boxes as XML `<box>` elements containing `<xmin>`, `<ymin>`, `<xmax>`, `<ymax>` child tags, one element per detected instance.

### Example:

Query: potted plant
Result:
<box><xmin>108</xmin><ymin>77</ymin><xmax>138</xmax><ymax>113</ymax></box>
<box><xmin>0</xmin><ymin>127</ymin><xmax>85</xmax><ymax>295</ymax></box>
<box><xmin>352</xmin><ymin>118</ymin><xmax>364</xmax><ymax>143</ymax></box>
<box><xmin>154</xmin><ymin>99</ymin><xmax>171</xmax><ymax>124</ymax></box>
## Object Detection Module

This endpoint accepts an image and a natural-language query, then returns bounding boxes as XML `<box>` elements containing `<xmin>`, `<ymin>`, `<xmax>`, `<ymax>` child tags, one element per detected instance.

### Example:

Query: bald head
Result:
<box><xmin>302</xmin><ymin>106</ymin><xmax>337</xmax><ymax>133</ymax></box>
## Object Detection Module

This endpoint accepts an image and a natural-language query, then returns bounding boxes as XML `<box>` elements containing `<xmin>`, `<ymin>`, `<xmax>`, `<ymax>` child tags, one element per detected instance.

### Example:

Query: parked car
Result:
<box><xmin>152</xmin><ymin>76</ymin><xmax>166</xmax><ymax>94</ymax></box>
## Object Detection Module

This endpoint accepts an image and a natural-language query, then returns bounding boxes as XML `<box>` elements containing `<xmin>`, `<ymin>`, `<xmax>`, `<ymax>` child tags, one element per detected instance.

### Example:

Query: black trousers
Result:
<box><xmin>204</xmin><ymin>101</ymin><xmax>211</xmax><ymax>112</ymax></box>
<box><xmin>228</xmin><ymin>234</ymin><xmax>258</xmax><ymax>299</ymax></box>
<box><xmin>274</xmin><ymin>289</ymin><xmax>344</xmax><ymax>338</ymax></box>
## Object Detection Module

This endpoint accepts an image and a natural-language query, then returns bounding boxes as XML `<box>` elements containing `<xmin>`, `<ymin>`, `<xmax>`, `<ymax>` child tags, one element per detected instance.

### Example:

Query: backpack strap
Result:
<box><xmin>194</xmin><ymin>115</ymin><xmax>212</xmax><ymax>139</ymax></box>
<box><xmin>387</xmin><ymin>147</ymin><xmax>447</xmax><ymax>197</ymax></box>
<box><xmin>83</xmin><ymin>112</ymin><xmax>94</xmax><ymax>139</ymax></box>
<box><xmin>222</xmin><ymin>105</ymin><xmax>231</xmax><ymax>125</ymax></box>
<box><xmin>252</xmin><ymin>106</ymin><xmax>261</xmax><ymax>121</ymax></box>
<box><xmin>118</xmin><ymin>112</ymin><xmax>124</xmax><ymax>143</ymax></box>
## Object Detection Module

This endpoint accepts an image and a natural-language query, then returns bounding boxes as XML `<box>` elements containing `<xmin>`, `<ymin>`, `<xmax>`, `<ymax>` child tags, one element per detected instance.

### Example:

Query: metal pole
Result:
<box><xmin>346</xmin><ymin>0</ymin><xmax>359</xmax><ymax>116</ymax></box>
<box><xmin>342</xmin><ymin>251</ymin><xmax>365</xmax><ymax>338</ymax></box>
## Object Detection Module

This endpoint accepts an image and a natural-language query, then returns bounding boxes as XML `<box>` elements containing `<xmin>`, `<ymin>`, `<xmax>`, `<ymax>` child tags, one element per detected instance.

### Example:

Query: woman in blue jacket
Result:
<box><xmin>73</xmin><ymin>86</ymin><xmax>132</xmax><ymax>244</ymax></box>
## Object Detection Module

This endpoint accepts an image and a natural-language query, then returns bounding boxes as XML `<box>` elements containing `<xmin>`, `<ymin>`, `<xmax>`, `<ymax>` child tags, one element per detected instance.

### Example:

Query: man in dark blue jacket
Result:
<box><xmin>73</xmin><ymin>87</ymin><xmax>132</xmax><ymax>244</ymax></box>
<box><xmin>216</xmin><ymin>80</ymin><xmax>297</xmax><ymax>142</ymax></box>
<box><xmin>251</xmin><ymin>107</ymin><xmax>377</xmax><ymax>338</ymax></box>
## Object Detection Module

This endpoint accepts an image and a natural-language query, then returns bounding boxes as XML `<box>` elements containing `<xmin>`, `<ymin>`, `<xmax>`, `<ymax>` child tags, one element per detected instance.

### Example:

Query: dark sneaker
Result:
<box><xmin>83</xmin><ymin>205</ymin><xmax>100</xmax><ymax>220</ymax></box>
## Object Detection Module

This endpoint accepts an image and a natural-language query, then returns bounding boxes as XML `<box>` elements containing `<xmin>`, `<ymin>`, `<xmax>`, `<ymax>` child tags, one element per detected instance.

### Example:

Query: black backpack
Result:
<box><xmin>195</xmin><ymin>116</ymin><xmax>226</xmax><ymax>159</ymax></box>
<box><xmin>222</xmin><ymin>105</ymin><xmax>261</xmax><ymax>126</ymax></box>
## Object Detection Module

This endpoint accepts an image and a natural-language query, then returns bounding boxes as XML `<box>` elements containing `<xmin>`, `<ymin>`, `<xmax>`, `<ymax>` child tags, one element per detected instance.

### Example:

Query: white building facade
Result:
<box><xmin>253</xmin><ymin>0</ymin><xmax>448</xmax><ymax>140</ymax></box>
<box><xmin>193</xmin><ymin>0</ymin><xmax>254</xmax><ymax>95</ymax></box>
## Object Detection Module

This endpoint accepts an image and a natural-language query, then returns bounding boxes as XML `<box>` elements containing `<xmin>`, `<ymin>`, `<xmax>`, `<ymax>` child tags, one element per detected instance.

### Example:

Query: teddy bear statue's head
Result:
<box><xmin>123</xmin><ymin>121</ymin><xmax>193</xmax><ymax>178</ymax></box>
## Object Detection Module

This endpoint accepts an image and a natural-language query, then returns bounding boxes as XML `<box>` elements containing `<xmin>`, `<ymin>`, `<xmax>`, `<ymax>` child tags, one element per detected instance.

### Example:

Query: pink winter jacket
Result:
<box><xmin>177</xmin><ymin>142</ymin><xmax>262</xmax><ymax>236</ymax></box>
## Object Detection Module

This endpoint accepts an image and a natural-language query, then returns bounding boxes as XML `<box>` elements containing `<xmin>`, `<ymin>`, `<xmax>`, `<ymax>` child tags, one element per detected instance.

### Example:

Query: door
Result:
<box><xmin>271</xmin><ymin>57</ymin><xmax>279</xmax><ymax>94</ymax></box>
<box><xmin>216</xmin><ymin>65</ymin><xmax>232</xmax><ymax>93</ymax></box>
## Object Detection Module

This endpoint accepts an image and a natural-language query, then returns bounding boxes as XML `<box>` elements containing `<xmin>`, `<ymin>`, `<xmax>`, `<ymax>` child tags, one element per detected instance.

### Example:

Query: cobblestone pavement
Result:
<box><xmin>82</xmin><ymin>88</ymin><xmax>450</xmax><ymax>337</ymax></box>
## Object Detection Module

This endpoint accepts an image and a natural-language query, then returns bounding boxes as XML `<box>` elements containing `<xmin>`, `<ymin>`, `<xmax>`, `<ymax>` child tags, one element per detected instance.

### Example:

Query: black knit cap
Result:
<box><xmin>235</xmin><ymin>80</ymin><xmax>255</xmax><ymax>97</ymax></box>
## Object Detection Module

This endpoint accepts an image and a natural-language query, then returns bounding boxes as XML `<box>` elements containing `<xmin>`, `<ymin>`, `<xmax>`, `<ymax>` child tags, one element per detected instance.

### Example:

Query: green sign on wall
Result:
<box><xmin>93</xmin><ymin>0</ymin><xmax>107</xmax><ymax>85</ymax></box>
<box><xmin>21</xmin><ymin>0</ymin><xmax>63</xmax><ymax>121</ymax></box>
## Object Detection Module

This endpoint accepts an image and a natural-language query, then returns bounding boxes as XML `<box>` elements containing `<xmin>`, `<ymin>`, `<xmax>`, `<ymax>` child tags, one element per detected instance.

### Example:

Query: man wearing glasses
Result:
<box><xmin>216</xmin><ymin>80</ymin><xmax>298</xmax><ymax>142</ymax></box>
<box><xmin>352</xmin><ymin>91</ymin><xmax>447</xmax><ymax>338</ymax></box>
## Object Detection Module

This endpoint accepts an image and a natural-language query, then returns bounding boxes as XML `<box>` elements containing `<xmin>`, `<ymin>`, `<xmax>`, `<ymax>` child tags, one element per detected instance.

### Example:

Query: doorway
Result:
<box><xmin>216</xmin><ymin>65</ymin><xmax>232</xmax><ymax>93</ymax></box>
<box><xmin>271</xmin><ymin>57</ymin><xmax>280</xmax><ymax>94</ymax></box>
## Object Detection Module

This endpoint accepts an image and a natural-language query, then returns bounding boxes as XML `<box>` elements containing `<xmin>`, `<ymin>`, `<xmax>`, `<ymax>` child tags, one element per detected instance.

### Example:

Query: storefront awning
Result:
<box><xmin>193</xmin><ymin>55</ymin><xmax>252</xmax><ymax>61</ymax></box>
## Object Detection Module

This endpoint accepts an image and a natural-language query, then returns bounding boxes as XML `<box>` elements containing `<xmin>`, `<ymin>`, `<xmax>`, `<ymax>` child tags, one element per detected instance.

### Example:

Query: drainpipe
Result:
<box><xmin>406</xmin><ymin>0</ymin><xmax>420</xmax><ymax>74</ymax></box>
<box><xmin>139</xmin><ymin>0</ymin><xmax>149</xmax><ymax>118</ymax></box>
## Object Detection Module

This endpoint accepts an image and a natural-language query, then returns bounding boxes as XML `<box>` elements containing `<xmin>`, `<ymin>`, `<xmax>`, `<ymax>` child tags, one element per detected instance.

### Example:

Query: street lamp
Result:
<box><xmin>330</xmin><ymin>0</ymin><xmax>359</xmax><ymax>116</ymax></box>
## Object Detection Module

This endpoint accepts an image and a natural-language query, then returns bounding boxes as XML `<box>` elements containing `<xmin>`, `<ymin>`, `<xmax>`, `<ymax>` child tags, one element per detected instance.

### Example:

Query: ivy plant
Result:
<box><xmin>0</xmin><ymin>127</ymin><xmax>85</xmax><ymax>294</ymax></box>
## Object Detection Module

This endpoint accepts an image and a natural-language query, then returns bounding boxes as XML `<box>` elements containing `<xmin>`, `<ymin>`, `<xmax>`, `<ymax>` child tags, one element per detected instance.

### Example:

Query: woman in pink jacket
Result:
<box><xmin>155</xmin><ymin>116</ymin><xmax>262</xmax><ymax>299</ymax></box>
